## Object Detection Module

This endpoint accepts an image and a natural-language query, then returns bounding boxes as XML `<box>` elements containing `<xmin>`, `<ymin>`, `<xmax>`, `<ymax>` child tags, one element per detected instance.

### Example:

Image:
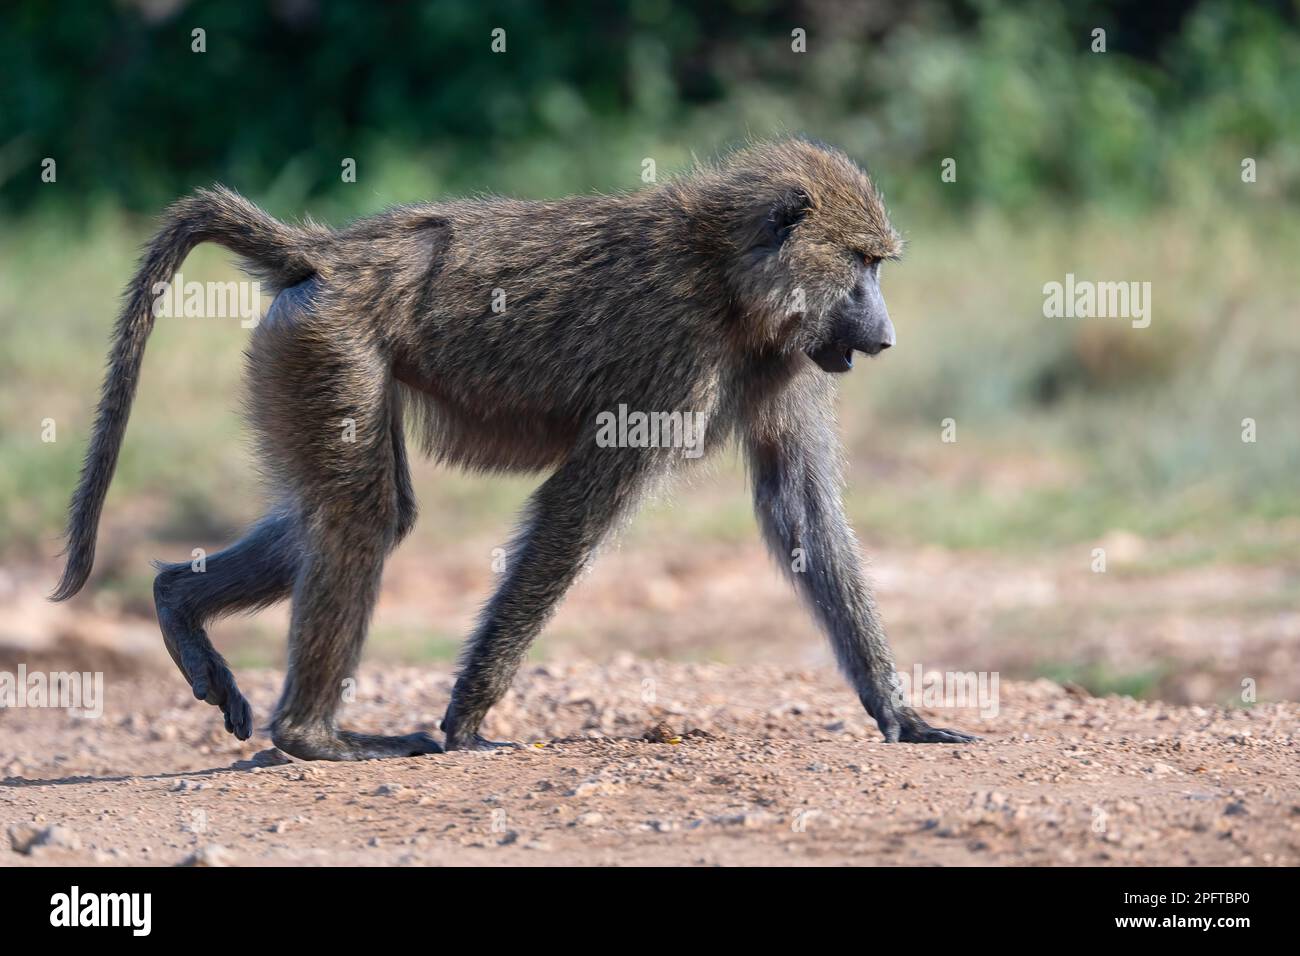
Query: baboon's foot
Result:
<box><xmin>156</xmin><ymin>603</ymin><xmax>253</xmax><ymax>741</ymax></box>
<box><xmin>877</xmin><ymin>705</ymin><xmax>978</xmax><ymax>744</ymax></box>
<box><xmin>271</xmin><ymin>725</ymin><xmax>443</xmax><ymax>761</ymax></box>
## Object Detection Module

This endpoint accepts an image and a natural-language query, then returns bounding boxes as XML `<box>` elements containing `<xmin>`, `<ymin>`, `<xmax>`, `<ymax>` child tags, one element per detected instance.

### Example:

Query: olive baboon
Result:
<box><xmin>53</xmin><ymin>139</ymin><xmax>974</xmax><ymax>759</ymax></box>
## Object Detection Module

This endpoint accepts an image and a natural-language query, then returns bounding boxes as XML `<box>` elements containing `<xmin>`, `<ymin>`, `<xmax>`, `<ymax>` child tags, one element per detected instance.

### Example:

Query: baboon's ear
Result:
<box><xmin>764</xmin><ymin>188</ymin><xmax>813</xmax><ymax>247</ymax></box>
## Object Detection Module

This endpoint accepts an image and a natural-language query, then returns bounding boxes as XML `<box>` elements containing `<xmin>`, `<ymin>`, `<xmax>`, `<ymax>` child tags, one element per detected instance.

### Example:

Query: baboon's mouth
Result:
<box><xmin>807</xmin><ymin>343</ymin><xmax>855</xmax><ymax>374</ymax></box>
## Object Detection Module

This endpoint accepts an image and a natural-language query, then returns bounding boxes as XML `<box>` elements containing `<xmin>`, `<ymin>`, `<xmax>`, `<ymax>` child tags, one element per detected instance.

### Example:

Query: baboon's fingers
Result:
<box><xmin>444</xmin><ymin>733</ymin><xmax>522</xmax><ymax>753</ymax></box>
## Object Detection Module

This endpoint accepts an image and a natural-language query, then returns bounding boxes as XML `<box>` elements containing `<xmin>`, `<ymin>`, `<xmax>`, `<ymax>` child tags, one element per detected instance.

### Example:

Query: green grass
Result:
<box><xmin>366</xmin><ymin>627</ymin><xmax>464</xmax><ymax>663</ymax></box>
<box><xmin>1034</xmin><ymin>661</ymin><xmax>1170</xmax><ymax>700</ymax></box>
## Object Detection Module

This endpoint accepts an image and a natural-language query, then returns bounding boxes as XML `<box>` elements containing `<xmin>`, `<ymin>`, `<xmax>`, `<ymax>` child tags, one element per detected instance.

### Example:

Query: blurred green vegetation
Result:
<box><xmin>1</xmin><ymin>0</ymin><xmax>1298</xmax><ymax>571</ymax></box>
<box><xmin>3</xmin><ymin>0</ymin><xmax>1299</xmax><ymax>215</ymax></box>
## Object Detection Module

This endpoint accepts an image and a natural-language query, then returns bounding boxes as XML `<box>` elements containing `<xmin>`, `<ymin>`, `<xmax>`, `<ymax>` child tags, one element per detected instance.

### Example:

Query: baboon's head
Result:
<box><xmin>713</xmin><ymin>139</ymin><xmax>903</xmax><ymax>372</ymax></box>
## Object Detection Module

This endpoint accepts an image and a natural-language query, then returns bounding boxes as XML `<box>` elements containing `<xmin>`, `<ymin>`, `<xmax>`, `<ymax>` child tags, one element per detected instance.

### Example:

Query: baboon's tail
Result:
<box><xmin>51</xmin><ymin>186</ymin><xmax>320</xmax><ymax>602</ymax></box>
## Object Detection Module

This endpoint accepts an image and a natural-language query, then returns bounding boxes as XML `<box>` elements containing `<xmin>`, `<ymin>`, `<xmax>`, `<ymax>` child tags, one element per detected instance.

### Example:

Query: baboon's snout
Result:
<box><xmin>857</xmin><ymin>311</ymin><xmax>895</xmax><ymax>355</ymax></box>
<box><xmin>853</xmin><ymin>275</ymin><xmax>895</xmax><ymax>355</ymax></box>
<box><xmin>806</xmin><ymin>294</ymin><xmax>895</xmax><ymax>373</ymax></box>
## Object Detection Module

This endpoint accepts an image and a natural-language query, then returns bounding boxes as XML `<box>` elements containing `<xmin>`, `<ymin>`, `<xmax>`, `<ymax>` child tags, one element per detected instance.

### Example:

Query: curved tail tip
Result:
<box><xmin>49</xmin><ymin>557</ymin><xmax>92</xmax><ymax>603</ymax></box>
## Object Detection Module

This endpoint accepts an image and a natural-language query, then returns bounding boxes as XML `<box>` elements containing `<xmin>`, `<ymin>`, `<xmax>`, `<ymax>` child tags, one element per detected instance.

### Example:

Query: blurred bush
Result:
<box><xmin>1</xmin><ymin>0</ymin><xmax>1297</xmax><ymax>216</ymax></box>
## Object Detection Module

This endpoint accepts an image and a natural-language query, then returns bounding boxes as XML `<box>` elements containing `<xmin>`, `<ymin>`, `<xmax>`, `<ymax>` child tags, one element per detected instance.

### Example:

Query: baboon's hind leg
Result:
<box><xmin>153</xmin><ymin>508</ymin><xmax>300</xmax><ymax>739</ymax></box>
<box><xmin>252</xmin><ymin>308</ymin><xmax>438</xmax><ymax>761</ymax></box>
<box><xmin>153</xmin><ymin>382</ymin><xmax>417</xmax><ymax>743</ymax></box>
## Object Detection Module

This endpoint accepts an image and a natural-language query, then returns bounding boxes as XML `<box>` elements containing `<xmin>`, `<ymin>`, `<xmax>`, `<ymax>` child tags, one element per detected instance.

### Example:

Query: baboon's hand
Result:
<box><xmin>877</xmin><ymin>705</ymin><xmax>978</xmax><ymax>744</ymax></box>
<box><xmin>443</xmin><ymin>731</ymin><xmax>522</xmax><ymax>752</ymax></box>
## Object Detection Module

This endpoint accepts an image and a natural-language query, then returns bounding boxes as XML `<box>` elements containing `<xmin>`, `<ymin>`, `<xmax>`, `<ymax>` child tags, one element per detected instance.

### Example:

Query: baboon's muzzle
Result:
<box><xmin>805</xmin><ymin>271</ymin><xmax>895</xmax><ymax>373</ymax></box>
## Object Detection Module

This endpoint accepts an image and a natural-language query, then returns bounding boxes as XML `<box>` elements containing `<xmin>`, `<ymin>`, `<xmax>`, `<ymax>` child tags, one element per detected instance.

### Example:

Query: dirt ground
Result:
<box><xmin>2</xmin><ymin>531</ymin><xmax>1297</xmax><ymax>866</ymax></box>
<box><xmin>2</xmin><ymin>655</ymin><xmax>1297</xmax><ymax>866</ymax></box>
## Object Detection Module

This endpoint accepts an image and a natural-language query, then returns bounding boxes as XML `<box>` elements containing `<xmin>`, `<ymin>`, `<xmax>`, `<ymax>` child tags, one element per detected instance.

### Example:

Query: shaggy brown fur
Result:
<box><xmin>54</xmin><ymin>139</ymin><xmax>972</xmax><ymax>759</ymax></box>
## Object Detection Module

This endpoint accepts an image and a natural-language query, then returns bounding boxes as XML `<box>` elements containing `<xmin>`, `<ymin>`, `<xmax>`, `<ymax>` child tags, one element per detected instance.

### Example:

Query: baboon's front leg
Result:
<box><xmin>747</xmin><ymin>379</ymin><xmax>975</xmax><ymax>744</ymax></box>
<box><xmin>442</xmin><ymin>448</ymin><xmax>647</xmax><ymax>750</ymax></box>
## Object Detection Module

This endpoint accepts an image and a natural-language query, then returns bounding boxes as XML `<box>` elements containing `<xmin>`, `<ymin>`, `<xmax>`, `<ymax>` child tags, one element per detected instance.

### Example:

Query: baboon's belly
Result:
<box><xmin>393</xmin><ymin>360</ymin><xmax>578</xmax><ymax>474</ymax></box>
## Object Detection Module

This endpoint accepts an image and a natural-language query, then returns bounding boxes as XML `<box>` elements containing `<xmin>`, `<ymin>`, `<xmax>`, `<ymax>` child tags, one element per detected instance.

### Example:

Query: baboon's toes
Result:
<box><xmin>271</xmin><ymin>726</ymin><xmax>444</xmax><ymax>761</ymax></box>
<box><xmin>222</xmin><ymin>691</ymin><xmax>254</xmax><ymax>741</ymax></box>
<box><xmin>335</xmin><ymin>730</ymin><xmax>445</xmax><ymax>760</ymax></box>
<box><xmin>384</xmin><ymin>731</ymin><xmax>445</xmax><ymax>757</ymax></box>
<box><xmin>179</xmin><ymin>645</ymin><xmax>252</xmax><ymax>740</ymax></box>
<box><xmin>400</xmin><ymin>732</ymin><xmax>446</xmax><ymax>756</ymax></box>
